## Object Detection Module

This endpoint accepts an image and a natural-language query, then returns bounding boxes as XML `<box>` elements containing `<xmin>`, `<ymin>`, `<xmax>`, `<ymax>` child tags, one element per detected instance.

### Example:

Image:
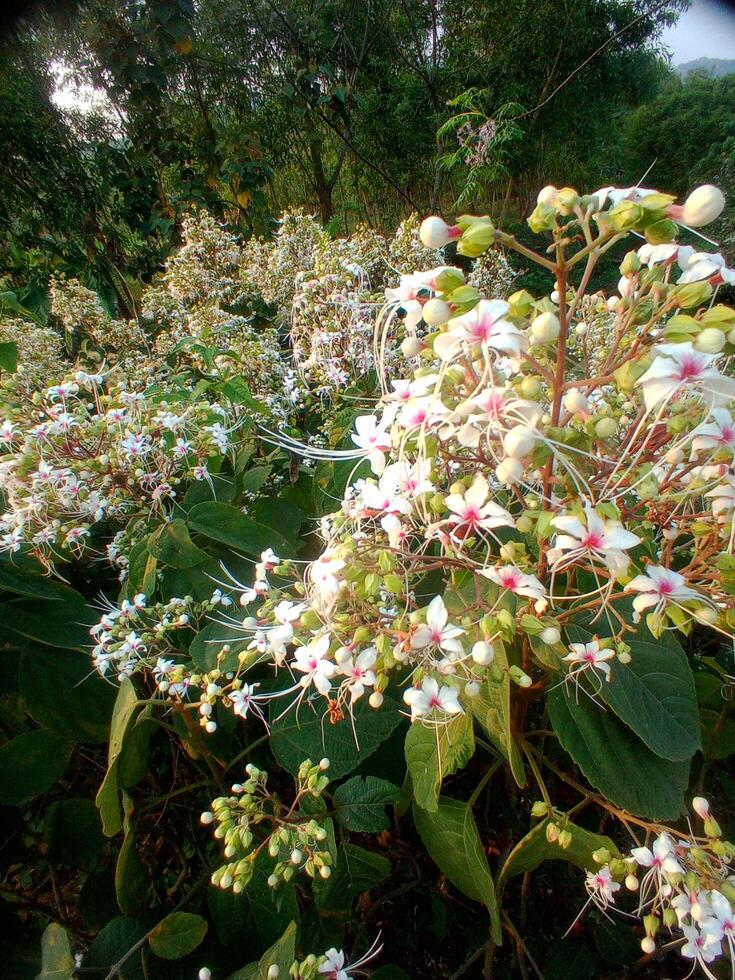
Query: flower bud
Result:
<box><xmin>464</xmin><ymin>681</ymin><xmax>480</xmax><ymax>697</ymax></box>
<box><xmin>401</xmin><ymin>336</ymin><xmax>423</xmax><ymax>357</ymax></box>
<box><xmin>267</xmin><ymin>966</ymin><xmax>280</xmax><ymax>979</ymax></box>
<box><xmin>546</xmin><ymin>821</ymin><xmax>559</xmax><ymax>843</ymax></box>
<box><xmin>593</xmin><ymin>847</ymin><xmax>612</xmax><ymax>864</ymax></box>
<box><xmin>625</xmin><ymin>874</ymin><xmax>639</xmax><ymax>891</ymax></box>
<box><xmin>528</xmin><ymin>203</ymin><xmax>556</xmax><ymax>233</ymax></box>
<box><xmin>681</xmin><ymin>185</ymin><xmax>725</xmax><ymax>227</ymax></box>
<box><xmin>540</xmin><ymin>626</ymin><xmax>561</xmax><ymax>645</ymax></box>
<box><xmin>420</xmin><ymin>216</ymin><xmax>457</xmax><ymax>249</ymax></box>
<box><xmin>201</xmin><ymin>811</ymin><xmax>215</xmax><ymax>825</ymax></box>
<box><xmin>519</xmin><ymin>376</ymin><xmax>542</xmax><ymax>399</ymax></box>
<box><xmin>422</xmin><ymin>298</ymin><xmax>452</xmax><ymax>326</ymax></box>
<box><xmin>531</xmin><ymin>312</ymin><xmax>560</xmax><ymax>344</ymax></box>
<box><xmin>471</xmin><ymin>641</ymin><xmax>495</xmax><ymax>665</ymax></box>
<box><xmin>369</xmin><ymin>691</ymin><xmax>384</xmax><ymax>708</ymax></box>
<box><xmin>537</xmin><ymin>185</ymin><xmax>559</xmax><ymax>206</ymax></box>
<box><xmin>609</xmin><ymin>200</ymin><xmax>643</xmax><ymax>231</ymax></box>
<box><xmin>692</xmin><ymin>796</ymin><xmax>711</xmax><ymax>820</ymax></box>
<box><xmin>563</xmin><ymin>388</ymin><xmax>589</xmax><ymax>416</ymax></box>
<box><xmin>590</xmin><ymin>418</ymin><xmax>614</xmax><ymax>442</ymax></box>
<box><xmin>695</xmin><ymin>327</ymin><xmax>726</xmax><ymax>354</ymax></box>
<box><xmin>199</xmin><ymin>969</ymin><xmax>212</xmax><ymax>980</ymax></box>
<box><xmin>457</xmin><ymin>217</ymin><xmax>496</xmax><ymax>258</ymax></box>
<box><xmin>640</xmin><ymin>937</ymin><xmax>655</xmax><ymax>954</ymax></box>
<box><xmin>530</xmin><ymin>801</ymin><xmax>549</xmax><ymax>817</ymax></box>
<box><xmin>619</xmin><ymin>251</ymin><xmax>641</xmax><ymax>276</ymax></box>
<box><xmin>503</xmin><ymin>424</ymin><xmax>536</xmax><ymax>458</ymax></box>
<box><xmin>496</xmin><ymin>457</ymin><xmax>524</xmax><ymax>486</ymax></box>
<box><xmin>557</xmin><ymin>187</ymin><xmax>579</xmax><ymax>211</ymax></box>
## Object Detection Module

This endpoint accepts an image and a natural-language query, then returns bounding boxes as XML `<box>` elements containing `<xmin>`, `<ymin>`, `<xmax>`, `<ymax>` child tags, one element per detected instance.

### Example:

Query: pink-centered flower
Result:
<box><xmin>403</xmin><ymin>675</ymin><xmax>463</xmax><ymax>721</ymax></box>
<box><xmin>638</xmin><ymin>343</ymin><xmax>735</xmax><ymax>411</ymax></box>
<box><xmin>691</xmin><ymin>408</ymin><xmax>735</xmax><ymax>456</ymax></box>
<box><xmin>293</xmin><ymin>634</ymin><xmax>336</xmax><ymax>695</ymax></box>
<box><xmin>445</xmin><ymin>474</ymin><xmax>515</xmax><ymax>539</ymax></box>
<box><xmin>549</xmin><ymin>506</ymin><xmax>640</xmax><ymax>574</ymax></box>
<box><xmin>480</xmin><ymin>564</ymin><xmax>545</xmax><ymax>601</ymax></box>
<box><xmin>562</xmin><ymin>639</ymin><xmax>616</xmax><ymax>683</ymax></box>
<box><xmin>411</xmin><ymin>595</ymin><xmax>465</xmax><ymax>655</ymax></box>
<box><xmin>434</xmin><ymin>300</ymin><xmax>526</xmax><ymax>361</ymax></box>
<box><xmin>626</xmin><ymin>565</ymin><xmax>703</xmax><ymax>621</ymax></box>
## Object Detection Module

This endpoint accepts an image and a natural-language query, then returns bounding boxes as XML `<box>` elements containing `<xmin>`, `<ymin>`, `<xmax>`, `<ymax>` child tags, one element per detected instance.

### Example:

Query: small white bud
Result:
<box><xmin>420</xmin><ymin>215</ymin><xmax>452</xmax><ymax>249</ymax></box>
<box><xmin>625</xmin><ymin>874</ymin><xmax>639</xmax><ymax>891</ymax></box>
<box><xmin>539</xmin><ymin>627</ymin><xmax>560</xmax><ymax>646</ymax></box>
<box><xmin>200</xmin><ymin>811</ymin><xmax>215</xmax><ymax>825</ymax></box>
<box><xmin>495</xmin><ymin>457</ymin><xmax>524</xmax><ymax>486</ymax></box>
<box><xmin>531</xmin><ymin>312</ymin><xmax>560</xmax><ymax>343</ymax></box>
<box><xmin>319</xmin><ymin>758</ymin><xmax>330</xmax><ymax>770</ymax></box>
<box><xmin>368</xmin><ymin>691</ymin><xmax>384</xmax><ymax>708</ymax></box>
<box><xmin>267</xmin><ymin>967</ymin><xmax>280</xmax><ymax>979</ymax></box>
<box><xmin>471</xmin><ymin>641</ymin><xmax>495</xmax><ymax>665</ymax></box>
<box><xmin>464</xmin><ymin>681</ymin><xmax>480</xmax><ymax>697</ymax></box>
<box><xmin>503</xmin><ymin>424</ymin><xmax>536</xmax><ymax>458</ymax></box>
<box><xmin>400</xmin><ymin>336</ymin><xmax>423</xmax><ymax>357</ymax></box>
<box><xmin>695</xmin><ymin>327</ymin><xmax>726</xmax><ymax>354</ymax></box>
<box><xmin>640</xmin><ymin>937</ymin><xmax>655</xmax><ymax>955</ymax></box>
<box><xmin>537</xmin><ymin>185</ymin><xmax>559</xmax><ymax>206</ymax></box>
<box><xmin>422</xmin><ymin>298</ymin><xmax>452</xmax><ymax>326</ymax></box>
<box><xmin>692</xmin><ymin>796</ymin><xmax>711</xmax><ymax>820</ymax></box>
<box><xmin>199</xmin><ymin>969</ymin><xmax>212</xmax><ymax>980</ymax></box>
<box><xmin>563</xmin><ymin>387</ymin><xmax>589</xmax><ymax>416</ymax></box>
<box><xmin>681</xmin><ymin>184</ymin><xmax>725</xmax><ymax>227</ymax></box>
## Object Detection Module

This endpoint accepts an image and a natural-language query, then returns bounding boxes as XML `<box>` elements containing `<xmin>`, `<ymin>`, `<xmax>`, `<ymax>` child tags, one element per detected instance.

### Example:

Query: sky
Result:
<box><xmin>660</xmin><ymin>0</ymin><xmax>735</xmax><ymax>63</ymax></box>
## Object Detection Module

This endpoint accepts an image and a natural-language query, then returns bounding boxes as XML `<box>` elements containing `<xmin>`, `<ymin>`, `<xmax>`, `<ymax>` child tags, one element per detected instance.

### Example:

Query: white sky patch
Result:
<box><xmin>50</xmin><ymin>59</ymin><xmax>113</xmax><ymax>115</ymax></box>
<box><xmin>660</xmin><ymin>0</ymin><xmax>735</xmax><ymax>64</ymax></box>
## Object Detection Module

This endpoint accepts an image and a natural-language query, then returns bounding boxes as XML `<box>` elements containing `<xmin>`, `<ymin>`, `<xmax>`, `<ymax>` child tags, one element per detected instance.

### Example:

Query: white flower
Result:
<box><xmin>625</xmin><ymin>565</ymin><xmax>703</xmax><ymax>621</ymax></box>
<box><xmin>584</xmin><ymin>865</ymin><xmax>621</xmax><ymax>908</ymax></box>
<box><xmin>680</xmin><ymin>184</ymin><xmax>726</xmax><ymax>227</ymax></box>
<box><xmin>549</xmin><ymin>506</ymin><xmax>640</xmax><ymax>574</ymax></box>
<box><xmin>681</xmin><ymin>924</ymin><xmax>722</xmax><ymax>966</ymax></box>
<box><xmin>562</xmin><ymin>639</ymin><xmax>616</xmax><ymax>683</ymax></box>
<box><xmin>638</xmin><ymin>343</ymin><xmax>735</xmax><ymax>411</ymax></box>
<box><xmin>293</xmin><ymin>635</ymin><xmax>336</xmax><ymax>695</ymax></box>
<box><xmin>445</xmin><ymin>474</ymin><xmax>515</xmax><ymax>538</ymax></box>
<box><xmin>338</xmin><ymin>648</ymin><xmax>377</xmax><ymax>701</ymax></box>
<box><xmin>691</xmin><ymin>408</ymin><xmax>735</xmax><ymax>456</ymax></box>
<box><xmin>403</xmin><ymin>676</ymin><xmax>463</xmax><ymax>721</ymax></box>
<box><xmin>318</xmin><ymin>947</ymin><xmax>350</xmax><ymax>980</ymax></box>
<box><xmin>411</xmin><ymin>595</ymin><xmax>465</xmax><ymax>655</ymax></box>
<box><xmin>677</xmin><ymin>249</ymin><xmax>735</xmax><ymax>285</ymax></box>
<box><xmin>631</xmin><ymin>832</ymin><xmax>684</xmax><ymax>877</ymax></box>
<box><xmin>480</xmin><ymin>564</ymin><xmax>545</xmax><ymax>601</ymax></box>
<box><xmin>434</xmin><ymin>300</ymin><xmax>526</xmax><ymax>361</ymax></box>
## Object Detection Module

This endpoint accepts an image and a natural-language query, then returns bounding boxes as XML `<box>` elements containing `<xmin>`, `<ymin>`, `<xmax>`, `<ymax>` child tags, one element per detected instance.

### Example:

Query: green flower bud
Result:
<box><xmin>608</xmin><ymin>200</ymin><xmax>644</xmax><ymax>231</ymax></box>
<box><xmin>527</xmin><ymin>203</ymin><xmax>557</xmax><ymax>234</ymax></box>
<box><xmin>531</xmin><ymin>801</ymin><xmax>549</xmax><ymax>817</ymax></box>
<box><xmin>619</xmin><ymin>251</ymin><xmax>641</xmax><ymax>276</ymax></box>
<box><xmin>674</xmin><ymin>281</ymin><xmax>713</xmax><ymax>309</ymax></box>
<box><xmin>456</xmin><ymin>218</ymin><xmax>495</xmax><ymax>258</ymax></box>
<box><xmin>644</xmin><ymin>218</ymin><xmax>678</xmax><ymax>244</ymax></box>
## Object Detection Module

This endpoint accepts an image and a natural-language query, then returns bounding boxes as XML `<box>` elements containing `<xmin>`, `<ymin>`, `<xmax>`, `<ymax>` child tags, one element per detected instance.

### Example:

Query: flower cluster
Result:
<box><xmin>585</xmin><ymin>798</ymin><xmax>735</xmax><ymax>977</ymax></box>
<box><xmin>202</xmin><ymin>759</ymin><xmax>333</xmax><ymax>894</ymax></box>
<box><xmin>0</xmin><ymin>374</ymin><xmax>235</xmax><ymax>568</ymax></box>
<box><xmin>0</xmin><ymin>317</ymin><xmax>67</xmax><ymax>405</ymax></box>
<box><xmin>169</xmin><ymin>180</ymin><xmax>735</xmax><ymax>741</ymax></box>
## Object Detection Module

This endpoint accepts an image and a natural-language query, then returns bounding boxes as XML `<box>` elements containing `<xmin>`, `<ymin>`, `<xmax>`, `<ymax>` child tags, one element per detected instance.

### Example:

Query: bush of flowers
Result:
<box><xmin>5</xmin><ymin>185</ymin><xmax>735</xmax><ymax>980</ymax></box>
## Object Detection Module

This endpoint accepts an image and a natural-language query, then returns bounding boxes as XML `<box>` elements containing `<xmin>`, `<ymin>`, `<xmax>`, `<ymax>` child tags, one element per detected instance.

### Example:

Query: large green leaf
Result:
<box><xmin>469</xmin><ymin>662</ymin><xmax>525</xmax><ymax>787</ymax></box>
<box><xmin>413</xmin><ymin>796</ymin><xmax>501</xmax><ymax>944</ymax></box>
<box><xmin>316</xmin><ymin>843</ymin><xmax>391</xmax><ymax>911</ymax></box>
<box><xmin>188</xmin><ymin>501</ymin><xmax>293</xmax><ymax>557</ymax></box>
<box><xmin>0</xmin><ymin>583</ymin><xmax>95</xmax><ymax>649</ymax></box>
<box><xmin>498</xmin><ymin>818</ymin><xmax>620</xmax><ymax>891</ymax></box>
<box><xmin>148</xmin><ymin>912</ymin><xmax>208</xmax><ymax>959</ymax></box>
<box><xmin>115</xmin><ymin>825</ymin><xmax>150</xmax><ymax>914</ymax></box>
<box><xmin>44</xmin><ymin>798</ymin><xmax>104</xmax><ymax>870</ymax></box>
<box><xmin>207</xmin><ymin>851</ymin><xmax>299</xmax><ymax>953</ymax></box>
<box><xmin>228</xmin><ymin>921</ymin><xmax>297</xmax><ymax>980</ymax></box>
<box><xmin>20</xmin><ymin>648</ymin><xmax>116</xmax><ymax>744</ymax></box>
<box><xmin>36</xmin><ymin>923</ymin><xmax>74</xmax><ymax>980</ymax></box>
<box><xmin>405</xmin><ymin>713</ymin><xmax>474</xmax><ymax>812</ymax></box>
<box><xmin>270</xmin><ymin>695</ymin><xmax>403</xmax><ymax>780</ymax></box>
<box><xmin>0</xmin><ymin>729</ymin><xmax>71</xmax><ymax>805</ymax></box>
<box><xmin>96</xmin><ymin>678</ymin><xmax>141</xmax><ymax>836</ymax></box>
<box><xmin>567</xmin><ymin>619</ymin><xmax>700</xmax><ymax>761</ymax></box>
<box><xmin>548</xmin><ymin>684</ymin><xmax>689</xmax><ymax>819</ymax></box>
<box><xmin>148</xmin><ymin>519</ymin><xmax>208</xmax><ymax>568</ymax></box>
<box><xmin>334</xmin><ymin>775</ymin><xmax>402</xmax><ymax>832</ymax></box>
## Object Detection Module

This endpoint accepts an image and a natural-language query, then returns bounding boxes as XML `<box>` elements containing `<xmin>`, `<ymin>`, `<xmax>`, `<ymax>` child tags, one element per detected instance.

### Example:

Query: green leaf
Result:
<box><xmin>469</xmin><ymin>672</ymin><xmax>525</xmax><ymax>787</ymax></box>
<box><xmin>84</xmin><ymin>917</ymin><xmax>148</xmax><ymax>977</ymax></box>
<box><xmin>148</xmin><ymin>912</ymin><xmax>208</xmax><ymax>959</ymax></box>
<box><xmin>0</xmin><ymin>729</ymin><xmax>71</xmax><ymax>805</ymax></box>
<box><xmin>228</xmin><ymin>921</ymin><xmax>297</xmax><ymax>980</ymax></box>
<box><xmin>334</xmin><ymin>776</ymin><xmax>402</xmax><ymax>832</ymax></box>
<box><xmin>568</xmin><ymin>619</ymin><xmax>700</xmax><ymax>761</ymax></box>
<box><xmin>20</xmin><ymin>648</ymin><xmax>116</xmax><ymax>744</ymax></box>
<box><xmin>405</xmin><ymin>713</ymin><xmax>474</xmax><ymax>812</ymax></box>
<box><xmin>548</xmin><ymin>684</ymin><xmax>689</xmax><ymax>819</ymax></box>
<box><xmin>44</xmin><ymin>799</ymin><xmax>104</xmax><ymax>870</ymax></box>
<box><xmin>207</xmin><ymin>851</ymin><xmax>299</xmax><ymax>952</ymax></box>
<box><xmin>188</xmin><ymin>501</ymin><xmax>294</xmax><ymax>557</ymax></box>
<box><xmin>413</xmin><ymin>797</ymin><xmax>501</xmax><ymax>944</ymax></box>
<box><xmin>0</xmin><ymin>341</ymin><xmax>19</xmax><ymax>373</ymax></box>
<box><xmin>316</xmin><ymin>843</ymin><xmax>391</xmax><ymax>911</ymax></box>
<box><xmin>148</xmin><ymin>519</ymin><xmax>208</xmax><ymax>568</ymax></box>
<box><xmin>96</xmin><ymin>678</ymin><xmax>140</xmax><ymax>837</ymax></box>
<box><xmin>241</xmin><ymin>465</ymin><xmax>273</xmax><ymax>494</ymax></box>
<box><xmin>115</xmin><ymin>825</ymin><xmax>150</xmax><ymax>914</ymax></box>
<box><xmin>36</xmin><ymin>923</ymin><xmax>74</xmax><ymax>980</ymax></box>
<box><xmin>0</xmin><ymin>584</ymin><xmax>95</xmax><ymax>649</ymax></box>
<box><xmin>252</xmin><ymin>497</ymin><xmax>302</xmax><ymax>543</ymax></box>
<box><xmin>270</xmin><ymin>694</ymin><xmax>403</xmax><ymax>780</ymax></box>
<box><xmin>498</xmin><ymin>818</ymin><xmax>620</xmax><ymax>891</ymax></box>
